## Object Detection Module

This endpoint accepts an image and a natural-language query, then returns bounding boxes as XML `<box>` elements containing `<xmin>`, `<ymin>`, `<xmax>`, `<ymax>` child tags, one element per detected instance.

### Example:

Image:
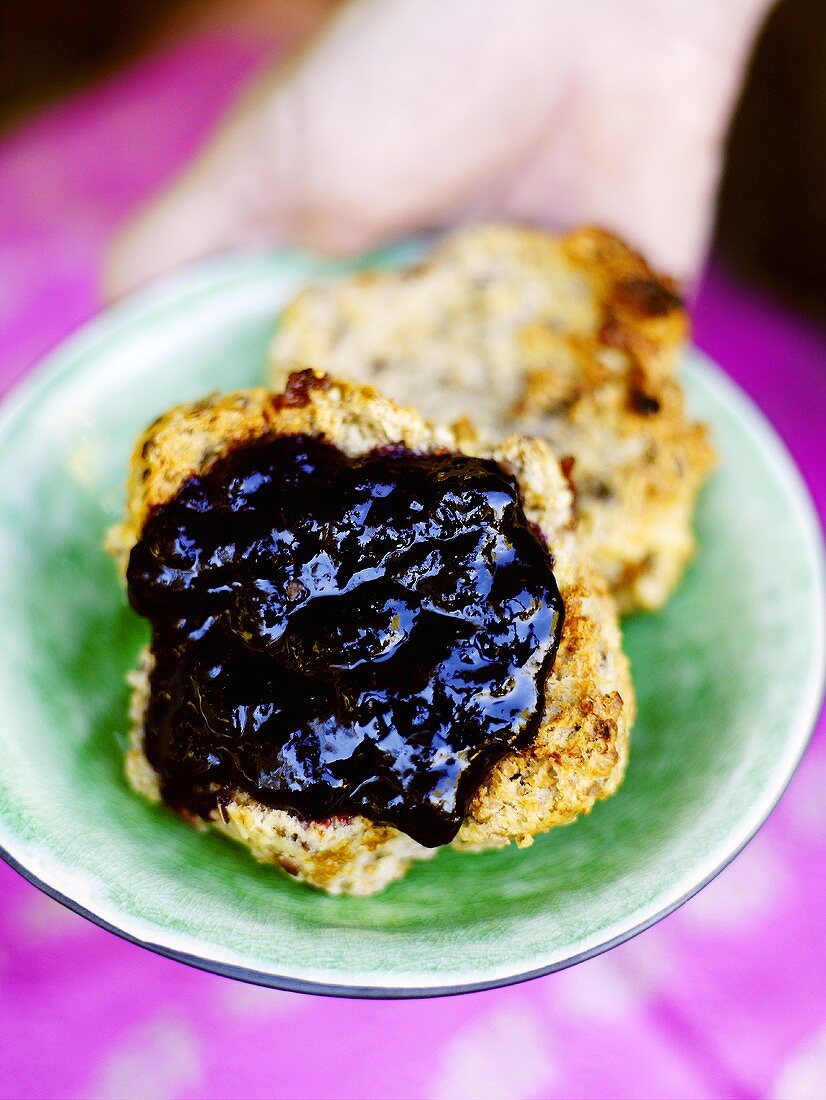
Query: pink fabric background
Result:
<box><xmin>1</xmin><ymin>34</ymin><xmax>825</xmax><ymax>1100</ymax></box>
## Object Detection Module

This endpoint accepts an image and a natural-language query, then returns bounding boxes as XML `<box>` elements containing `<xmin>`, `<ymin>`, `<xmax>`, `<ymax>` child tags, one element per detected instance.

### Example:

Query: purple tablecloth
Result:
<box><xmin>0</xmin><ymin>34</ymin><xmax>824</xmax><ymax>1100</ymax></box>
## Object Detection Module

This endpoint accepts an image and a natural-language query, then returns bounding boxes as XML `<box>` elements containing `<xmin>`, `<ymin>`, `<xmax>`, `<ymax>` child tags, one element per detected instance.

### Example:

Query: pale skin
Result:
<box><xmin>107</xmin><ymin>0</ymin><xmax>774</xmax><ymax>298</ymax></box>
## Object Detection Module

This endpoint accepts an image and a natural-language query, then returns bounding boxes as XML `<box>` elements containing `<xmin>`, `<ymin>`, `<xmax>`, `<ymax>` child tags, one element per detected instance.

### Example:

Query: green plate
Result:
<box><xmin>0</xmin><ymin>249</ymin><xmax>823</xmax><ymax>997</ymax></box>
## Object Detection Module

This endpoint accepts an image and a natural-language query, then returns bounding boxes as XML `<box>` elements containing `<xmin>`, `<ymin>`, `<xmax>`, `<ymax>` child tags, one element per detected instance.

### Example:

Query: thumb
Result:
<box><xmin>105</xmin><ymin>0</ymin><xmax>564</xmax><ymax>298</ymax></box>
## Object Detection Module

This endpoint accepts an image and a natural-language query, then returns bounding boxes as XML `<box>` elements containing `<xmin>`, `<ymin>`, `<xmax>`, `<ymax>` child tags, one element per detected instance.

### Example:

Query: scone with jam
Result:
<box><xmin>269</xmin><ymin>225</ymin><xmax>715</xmax><ymax>612</ymax></box>
<box><xmin>109</xmin><ymin>370</ymin><xmax>634</xmax><ymax>895</ymax></box>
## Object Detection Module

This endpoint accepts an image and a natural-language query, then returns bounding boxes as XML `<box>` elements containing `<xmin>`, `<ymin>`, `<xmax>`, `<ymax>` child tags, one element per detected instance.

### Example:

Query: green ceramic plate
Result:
<box><xmin>0</xmin><ymin>248</ymin><xmax>823</xmax><ymax>998</ymax></box>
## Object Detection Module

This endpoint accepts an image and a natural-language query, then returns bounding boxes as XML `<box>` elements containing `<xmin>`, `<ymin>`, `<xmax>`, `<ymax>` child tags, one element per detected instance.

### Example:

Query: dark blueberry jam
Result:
<box><xmin>127</xmin><ymin>435</ymin><xmax>564</xmax><ymax>847</ymax></box>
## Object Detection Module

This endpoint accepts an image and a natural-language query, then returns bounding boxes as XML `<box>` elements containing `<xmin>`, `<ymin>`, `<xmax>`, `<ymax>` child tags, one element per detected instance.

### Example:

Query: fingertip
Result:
<box><xmin>103</xmin><ymin>215</ymin><xmax>150</xmax><ymax>305</ymax></box>
<box><xmin>103</xmin><ymin>200</ymin><xmax>187</xmax><ymax>304</ymax></box>
<box><xmin>103</xmin><ymin>170</ymin><xmax>253</xmax><ymax>303</ymax></box>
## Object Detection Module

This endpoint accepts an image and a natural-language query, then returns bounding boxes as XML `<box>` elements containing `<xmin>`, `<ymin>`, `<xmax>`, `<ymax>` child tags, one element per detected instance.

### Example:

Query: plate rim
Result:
<box><xmin>0</xmin><ymin>749</ymin><xmax>818</xmax><ymax>1000</ymax></box>
<box><xmin>0</xmin><ymin>252</ymin><xmax>823</xmax><ymax>998</ymax></box>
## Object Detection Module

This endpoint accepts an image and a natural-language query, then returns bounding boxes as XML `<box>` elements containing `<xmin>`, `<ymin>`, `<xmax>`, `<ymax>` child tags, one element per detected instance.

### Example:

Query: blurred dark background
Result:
<box><xmin>0</xmin><ymin>0</ymin><xmax>823</xmax><ymax>323</ymax></box>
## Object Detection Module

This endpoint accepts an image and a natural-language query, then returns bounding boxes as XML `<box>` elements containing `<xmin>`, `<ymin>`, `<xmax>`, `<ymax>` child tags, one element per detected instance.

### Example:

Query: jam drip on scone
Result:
<box><xmin>127</xmin><ymin>436</ymin><xmax>565</xmax><ymax>847</ymax></box>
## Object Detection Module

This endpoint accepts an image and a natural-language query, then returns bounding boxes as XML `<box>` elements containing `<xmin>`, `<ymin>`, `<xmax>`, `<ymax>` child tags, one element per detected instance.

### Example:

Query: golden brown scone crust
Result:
<box><xmin>269</xmin><ymin>225</ymin><xmax>715</xmax><ymax>611</ymax></box>
<box><xmin>110</xmin><ymin>371</ymin><xmax>634</xmax><ymax>894</ymax></box>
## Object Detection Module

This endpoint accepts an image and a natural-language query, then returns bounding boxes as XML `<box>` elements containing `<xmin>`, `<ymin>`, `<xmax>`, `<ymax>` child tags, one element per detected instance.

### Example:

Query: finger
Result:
<box><xmin>482</xmin><ymin>0</ymin><xmax>776</xmax><ymax>282</ymax></box>
<box><xmin>105</xmin><ymin>0</ymin><xmax>564</xmax><ymax>298</ymax></box>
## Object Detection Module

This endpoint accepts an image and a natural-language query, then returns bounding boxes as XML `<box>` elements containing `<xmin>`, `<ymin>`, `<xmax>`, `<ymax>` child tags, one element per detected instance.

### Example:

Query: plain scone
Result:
<box><xmin>269</xmin><ymin>225</ymin><xmax>716</xmax><ymax>612</ymax></box>
<box><xmin>108</xmin><ymin>371</ymin><xmax>635</xmax><ymax>896</ymax></box>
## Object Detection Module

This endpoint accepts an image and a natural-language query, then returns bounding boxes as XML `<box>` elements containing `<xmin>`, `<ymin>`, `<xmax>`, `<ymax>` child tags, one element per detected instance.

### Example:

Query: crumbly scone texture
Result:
<box><xmin>269</xmin><ymin>224</ymin><xmax>716</xmax><ymax>611</ymax></box>
<box><xmin>109</xmin><ymin>371</ymin><xmax>634</xmax><ymax>895</ymax></box>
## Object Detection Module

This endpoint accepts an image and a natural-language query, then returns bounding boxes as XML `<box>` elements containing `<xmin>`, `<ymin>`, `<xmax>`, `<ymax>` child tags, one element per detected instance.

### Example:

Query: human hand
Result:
<box><xmin>107</xmin><ymin>0</ymin><xmax>772</xmax><ymax>297</ymax></box>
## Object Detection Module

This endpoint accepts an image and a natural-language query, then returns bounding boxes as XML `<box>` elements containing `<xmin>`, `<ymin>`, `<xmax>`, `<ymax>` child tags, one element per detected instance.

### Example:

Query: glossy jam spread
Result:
<box><xmin>127</xmin><ymin>436</ymin><xmax>564</xmax><ymax>847</ymax></box>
